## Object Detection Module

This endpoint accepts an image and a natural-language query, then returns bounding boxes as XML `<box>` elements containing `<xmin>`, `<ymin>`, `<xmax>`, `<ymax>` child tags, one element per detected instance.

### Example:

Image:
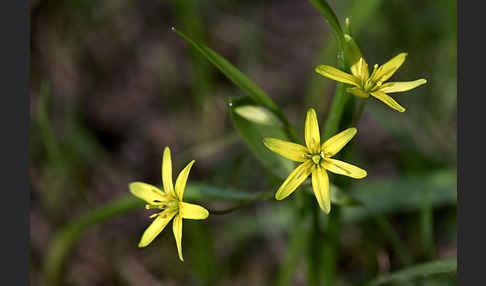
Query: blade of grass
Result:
<box><xmin>172</xmin><ymin>27</ymin><xmax>300</xmax><ymax>143</ymax></box>
<box><xmin>229</xmin><ymin>96</ymin><xmax>294</xmax><ymax>179</ymax></box>
<box><xmin>367</xmin><ymin>257</ymin><xmax>456</xmax><ymax>286</ymax></box>
<box><xmin>276</xmin><ymin>202</ymin><xmax>310</xmax><ymax>286</ymax></box>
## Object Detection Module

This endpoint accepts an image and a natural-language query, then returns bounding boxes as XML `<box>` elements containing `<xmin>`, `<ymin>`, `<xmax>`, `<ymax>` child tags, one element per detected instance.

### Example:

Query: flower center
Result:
<box><xmin>311</xmin><ymin>154</ymin><xmax>322</xmax><ymax>165</ymax></box>
<box><xmin>145</xmin><ymin>198</ymin><xmax>179</xmax><ymax>212</ymax></box>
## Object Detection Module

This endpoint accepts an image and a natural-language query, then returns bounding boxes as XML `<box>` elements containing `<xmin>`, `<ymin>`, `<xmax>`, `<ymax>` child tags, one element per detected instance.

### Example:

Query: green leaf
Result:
<box><xmin>368</xmin><ymin>257</ymin><xmax>456</xmax><ymax>286</ymax></box>
<box><xmin>172</xmin><ymin>27</ymin><xmax>279</xmax><ymax>113</ymax></box>
<box><xmin>344</xmin><ymin>34</ymin><xmax>363</xmax><ymax>68</ymax></box>
<box><xmin>309</xmin><ymin>0</ymin><xmax>345</xmax><ymax>46</ymax></box>
<box><xmin>229</xmin><ymin>96</ymin><xmax>294</xmax><ymax>179</ymax></box>
<box><xmin>173</xmin><ymin>27</ymin><xmax>300</xmax><ymax>143</ymax></box>
<box><xmin>342</xmin><ymin>169</ymin><xmax>457</xmax><ymax>222</ymax></box>
<box><xmin>233</xmin><ymin>105</ymin><xmax>280</xmax><ymax>126</ymax></box>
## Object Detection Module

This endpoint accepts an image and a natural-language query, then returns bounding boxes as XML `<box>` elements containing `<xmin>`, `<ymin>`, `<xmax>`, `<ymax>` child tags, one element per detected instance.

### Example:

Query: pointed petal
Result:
<box><xmin>372</xmin><ymin>53</ymin><xmax>407</xmax><ymax>83</ymax></box>
<box><xmin>172</xmin><ymin>214</ymin><xmax>183</xmax><ymax>261</ymax></box>
<box><xmin>379</xmin><ymin>79</ymin><xmax>427</xmax><ymax>93</ymax></box>
<box><xmin>346</xmin><ymin>87</ymin><xmax>370</xmax><ymax>98</ymax></box>
<box><xmin>275</xmin><ymin>161</ymin><xmax>313</xmax><ymax>200</ymax></box>
<box><xmin>371</xmin><ymin>90</ymin><xmax>406</xmax><ymax>112</ymax></box>
<box><xmin>129</xmin><ymin>182</ymin><xmax>167</xmax><ymax>204</ymax></box>
<box><xmin>175</xmin><ymin>160</ymin><xmax>195</xmax><ymax>201</ymax></box>
<box><xmin>138</xmin><ymin>210</ymin><xmax>176</xmax><ymax>248</ymax></box>
<box><xmin>180</xmin><ymin>202</ymin><xmax>209</xmax><ymax>220</ymax></box>
<box><xmin>162</xmin><ymin>147</ymin><xmax>175</xmax><ymax>197</ymax></box>
<box><xmin>263</xmin><ymin>138</ymin><xmax>308</xmax><ymax>162</ymax></box>
<box><xmin>350</xmin><ymin>57</ymin><xmax>369</xmax><ymax>82</ymax></box>
<box><xmin>323</xmin><ymin>158</ymin><xmax>367</xmax><ymax>179</ymax></box>
<box><xmin>305</xmin><ymin>108</ymin><xmax>321</xmax><ymax>153</ymax></box>
<box><xmin>315</xmin><ymin>65</ymin><xmax>361</xmax><ymax>87</ymax></box>
<box><xmin>311</xmin><ymin>167</ymin><xmax>331</xmax><ymax>214</ymax></box>
<box><xmin>321</xmin><ymin>128</ymin><xmax>357</xmax><ymax>157</ymax></box>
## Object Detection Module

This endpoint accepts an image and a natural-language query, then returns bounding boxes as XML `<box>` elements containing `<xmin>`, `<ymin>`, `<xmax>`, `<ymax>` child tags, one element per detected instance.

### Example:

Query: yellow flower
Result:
<box><xmin>315</xmin><ymin>53</ymin><xmax>427</xmax><ymax>112</ymax></box>
<box><xmin>263</xmin><ymin>108</ymin><xmax>366</xmax><ymax>213</ymax></box>
<box><xmin>129</xmin><ymin>147</ymin><xmax>209</xmax><ymax>261</ymax></box>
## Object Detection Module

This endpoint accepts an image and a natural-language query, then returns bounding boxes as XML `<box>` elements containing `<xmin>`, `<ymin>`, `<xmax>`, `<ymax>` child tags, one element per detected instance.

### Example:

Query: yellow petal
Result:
<box><xmin>315</xmin><ymin>65</ymin><xmax>361</xmax><ymax>87</ymax></box>
<box><xmin>321</xmin><ymin>128</ymin><xmax>357</xmax><ymax>157</ymax></box>
<box><xmin>180</xmin><ymin>202</ymin><xmax>209</xmax><ymax>220</ymax></box>
<box><xmin>322</xmin><ymin>158</ymin><xmax>367</xmax><ymax>179</ymax></box>
<box><xmin>305</xmin><ymin>108</ymin><xmax>321</xmax><ymax>153</ymax></box>
<box><xmin>379</xmin><ymin>79</ymin><xmax>427</xmax><ymax>93</ymax></box>
<box><xmin>263</xmin><ymin>138</ymin><xmax>308</xmax><ymax>162</ymax></box>
<box><xmin>350</xmin><ymin>57</ymin><xmax>369</xmax><ymax>82</ymax></box>
<box><xmin>275</xmin><ymin>161</ymin><xmax>313</xmax><ymax>200</ymax></box>
<box><xmin>129</xmin><ymin>182</ymin><xmax>167</xmax><ymax>204</ymax></box>
<box><xmin>175</xmin><ymin>160</ymin><xmax>195</xmax><ymax>201</ymax></box>
<box><xmin>371</xmin><ymin>91</ymin><xmax>406</xmax><ymax>112</ymax></box>
<box><xmin>346</xmin><ymin>87</ymin><xmax>370</xmax><ymax>98</ymax></box>
<box><xmin>172</xmin><ymin>214</ymin><xmax>183</xmax><ymax>261</ymax></box>
<box><xmin>138</xmin><ymin>210</ymin><xmax>176</xmax><ymax>248</ymax></box>
<box><xmin>372</xmin><ymin>53</ymin><xmax>407</xmax><ymax>83</ymax></box>
<box><xmin>162</xmin><ymin>147</ymin><xmax>175</xmax><ymax>197</ymax></box>
<box><xmin>311</xmin><ymin>167</ymin><xmax>330</xmax><ymax>214</ymax></box>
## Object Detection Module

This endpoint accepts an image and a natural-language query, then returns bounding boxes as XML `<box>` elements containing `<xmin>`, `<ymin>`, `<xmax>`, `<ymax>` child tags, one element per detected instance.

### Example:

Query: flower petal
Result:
<box><xmin>172</xmin><ymin>214</ymin><xmax>184</xmax><ymax>261</ymax></box>
<box><xmin>305</xmin><ymin>108</ymin><xmax>321</xmax><ymax>153</ymax></box>
<box><xmin>263</xmin><ymin>138</ymin><xmax>308</xmax><ymax>162</ymax></box>
<box><xmin>371</xmin><ymin>90</ymin><xmax>406</xmax><ymax>112</ymax></box>
<box><xmin>129</xmin><ymin>182</ymin><xmax>168</xmax><ymax>204</ymax></box>
<box><xmin>180</xmin><ymin>202</ymin><xmax>209</xmax><ymax>220</ymax></box>
<box><xmin>315</xmin><ymin>65</ymin><xmax>361</xmax><ymax>87</ymax></box>
<box><xmin>138</xmin><ymin>210</ymin><xmax>176</xmax><ymax>248</ymax></box>
<box><xmin>350</xmin><ymin>57</ymin><xmax>369</xmax><ymax>82</ymax></box>
<box><xmin>321</xmin><ymin>128</ymin><xmax>357</xmax><ymax>157</ymax></box>
<box><xmin>346</xmin><ymin>87</ymin><xmax>370</xmax><ymax>98</ymax></box>
<box><xmin>275</xmin><ymin>161</ymin><xmax>313</xmax><ymax>200</ymax></box>
<box><xmin>372</xmin><ymin>53</ymin><xmax>407</xmax><ymax>83</ymax></box>
<box><xmin>379</xmin><ymin>79</ymin><xmax>427</xmax><ymax>93</ymax></box>
<box><xmin>323</xmin><ymin>158</ymin><xmax>367</xmax><ymax>179</ymax></box>
<box><xmin>162</xmin><ymin>147</ymin><xmax>175</xmax><ymax>197</ymax></box>
<box><xmin>175</xmin><ymin>160</ymin><xmax>195</xmax><ymax>201</ymax></box>
<box><xmin>311</xmin><ymin>167</ymin><xmax>331</xmax><ymax>214</ymax></box>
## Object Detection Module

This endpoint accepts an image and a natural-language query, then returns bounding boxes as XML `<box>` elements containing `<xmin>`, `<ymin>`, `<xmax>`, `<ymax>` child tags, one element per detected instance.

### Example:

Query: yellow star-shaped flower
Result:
<box><xmin>315</xmin><ymin>53</ymin><xmax>427</xmax><ymax>112</ymax></box>
<box><xmin>129</xmin><ymin>147</ymin><xmax>209</xmax><ymax>261</ymax></box>
<box><xmin>263</xmin><ymin>108</ymin><xmax>366</xmax><ymax>213</ymax></box>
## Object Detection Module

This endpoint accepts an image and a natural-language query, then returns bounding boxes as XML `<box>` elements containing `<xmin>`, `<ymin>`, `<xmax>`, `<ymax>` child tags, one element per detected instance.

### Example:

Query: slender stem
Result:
<box><xmin>373</xmin><ymin>215</ymin><xmax>414</xmax><ymax>267</ymax></box>
<box><xmin>208</xmin><ymin>190</ymin><xmax>274</xmax><ymax>215</ymax></box>
<box><xmin>351</xmin><ymin>99</ymin><xmax>367</xmax><ymax>126</ymax></box>
<box><xmin>276</xmin><ymin>196</ymin><xmax>309</xmax><ymax>286</ymax></box>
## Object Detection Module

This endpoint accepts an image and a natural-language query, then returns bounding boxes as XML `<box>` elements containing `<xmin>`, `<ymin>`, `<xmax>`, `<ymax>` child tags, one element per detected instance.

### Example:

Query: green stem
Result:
<box><xmin>322</xmin><ymin>208</ymin><xmax>340</xmax><ymax>285</ymax></box>
<box><xmin>373</xmin><ymin>215</ymin><xmax>413</xmax><ymax>267</ymax></box>
<box><xmin>208</xmin><ymin>190</ymin><xmax>274</xmax><ymax>215</ymax></box>
<box><xmin>276</xmin><ymin>197</ymin><xmax>310</xmax><ymax>286</ymax></box>
<box><xmin>351</xmin><ymin>100</ymin><xmax>367</xmax><ymax>126</ymax></box>
<box><xmin>307</xmin><ymin>199</ymin><xmax>323</xmax><ymax>286</ymax></box>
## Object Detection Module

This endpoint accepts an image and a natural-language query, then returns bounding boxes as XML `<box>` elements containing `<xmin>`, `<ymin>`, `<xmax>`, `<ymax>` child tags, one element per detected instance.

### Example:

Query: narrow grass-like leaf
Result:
<box><xmin>368</xmin><ymin>257</ymin><xmax>456</xmax><ymax>286</ymax></box>
<box><xmin>229</xmin><ymin>96</ymin><xmax>294</xmax><ymax>179</ymax></box>
<box><xmin>309</xmin><ymin>0</ymin><xmax>344</xmax><ymax>46</ymax></box>
<box><xmin>173</xmin><ymin>27</ymin><xmax>300</xmax><ymax>142</ymax></box>
<box><xmin>342</xmin><ymin>169</ymin><xmax>457</xmax><ymax>222</ymax></box>
<box><xmin>172</xmin><ymin>28</ymin><xmax>278</xmax><ymax>112</ymax></box>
